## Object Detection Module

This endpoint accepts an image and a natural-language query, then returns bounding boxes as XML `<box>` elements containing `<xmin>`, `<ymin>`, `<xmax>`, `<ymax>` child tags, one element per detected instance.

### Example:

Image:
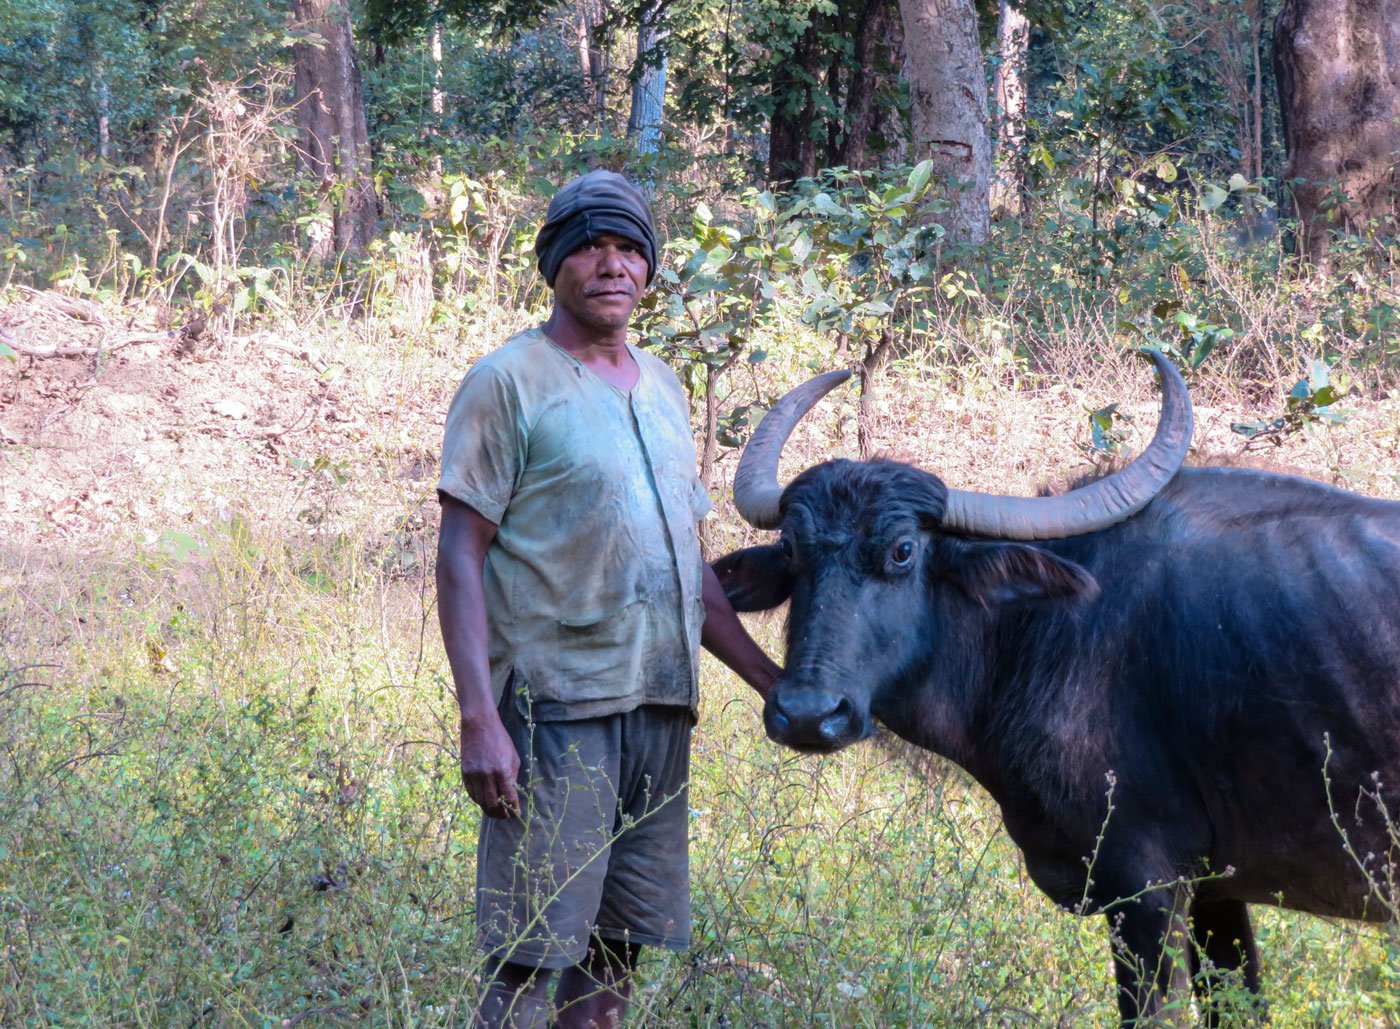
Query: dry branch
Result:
<box><xmin>13</xmin><ymin>285</ymin><xmax>109</xmax><ymax>326</ymax></box>
<box><xmin>1</xmin><ymin>327</ymin><xmax>175</xmax><ymax>359</ymax></box>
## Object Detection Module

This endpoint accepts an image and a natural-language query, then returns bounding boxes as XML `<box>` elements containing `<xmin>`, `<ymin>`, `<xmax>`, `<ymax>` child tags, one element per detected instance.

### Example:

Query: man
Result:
<box><xmin>436</xmin><ymin>169</ymin><xmax>780</xmax><ymax>1028</ymax></box>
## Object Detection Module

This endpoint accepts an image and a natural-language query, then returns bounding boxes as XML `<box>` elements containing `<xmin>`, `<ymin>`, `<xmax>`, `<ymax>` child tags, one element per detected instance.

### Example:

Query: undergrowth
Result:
<box><xmin>2</xmin><ymin>500</ymin><xmax>1398</xmax><ymax>1025</ymax></box>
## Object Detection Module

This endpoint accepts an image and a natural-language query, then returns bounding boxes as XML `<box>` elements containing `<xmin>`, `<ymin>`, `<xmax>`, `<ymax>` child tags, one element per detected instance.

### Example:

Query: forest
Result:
<box><xmin>1</xmin><ymin>0</ymin><xmax>1398</xmax><ymax>1024</ymax></box>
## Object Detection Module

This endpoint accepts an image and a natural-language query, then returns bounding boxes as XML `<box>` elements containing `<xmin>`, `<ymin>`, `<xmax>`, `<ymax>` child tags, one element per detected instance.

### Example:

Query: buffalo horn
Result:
<box><xmin>941</xmin><ymin>349</ymin><xmax>1193</xmax><ymax>539</ymax></box>
<box><xmin>732</xmin><ymin>368</ymin><xmax>853</xmax><ymax>528</ymax></box>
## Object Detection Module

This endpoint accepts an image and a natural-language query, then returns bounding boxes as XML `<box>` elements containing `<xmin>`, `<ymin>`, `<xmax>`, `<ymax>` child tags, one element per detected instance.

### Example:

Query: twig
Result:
<box><xmin>259</xmin><ymin>337</ymin><xmax>329</xmax><ymax>374</ymax></box>
<box><xmin>283</xmin><ymin>1006</ymin><xmax>348</xmax><ymax>1026</ymax></box>
<box><xmin>13</xmin><ymin>285</ymin><xmax>108</xmax><ymax>326</ymax></box>
<box><xmin>251</xmin><ymin>395</ymin><xmax>325</xmax><ymax>440</ymax></box>
<box><xmin>5</xmin><ymin>330</ymin><xmax>175</xmax><ymax>359</ymax></box>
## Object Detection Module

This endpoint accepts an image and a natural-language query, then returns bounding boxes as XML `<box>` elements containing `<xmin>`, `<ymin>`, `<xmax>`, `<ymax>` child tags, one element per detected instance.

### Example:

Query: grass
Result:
<box><xmin>4</xmin><ymin>498</ymin><xmax>1399</xmax><ymax>1026</ymax></box>
<box><xmin>3</xmin><ymin>236</ymin><xmax>1399</xmax><ymax>1023</ymax></box>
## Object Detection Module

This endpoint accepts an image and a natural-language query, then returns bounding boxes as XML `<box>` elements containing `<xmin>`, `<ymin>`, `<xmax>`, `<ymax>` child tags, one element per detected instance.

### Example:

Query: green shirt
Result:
<box><xmin>439</xmin><ymin>328</ymin><xmax>711</xmax><ymax>720</ymax></box>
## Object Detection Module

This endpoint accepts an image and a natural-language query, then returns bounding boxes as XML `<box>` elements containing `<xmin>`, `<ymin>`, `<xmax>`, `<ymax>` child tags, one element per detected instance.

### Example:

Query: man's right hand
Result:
<box><xmin>438</xmin><ymin>496</ymin><xmax>521</xmax><ymax>819</ymax></box>
<box><xmin>459</xmin><ymin>712</ymin><xmax>521</xmax><ymax>819</ymax></box>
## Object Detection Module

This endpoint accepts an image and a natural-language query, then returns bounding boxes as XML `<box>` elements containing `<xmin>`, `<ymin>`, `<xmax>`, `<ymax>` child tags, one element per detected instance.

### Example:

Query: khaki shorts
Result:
<box><xmin>475</xmin><ymin>685</ymin><xmax>693</xmax><ymax>969</ymax></box>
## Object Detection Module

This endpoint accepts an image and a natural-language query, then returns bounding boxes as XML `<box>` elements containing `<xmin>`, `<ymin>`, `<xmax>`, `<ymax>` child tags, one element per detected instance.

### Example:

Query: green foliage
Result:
<box><xmin>779</xmin><ymin>162</ymin><xmax>941</xmax><ymax>343</ymax></box>
<box><xmin>1084</xmin><ymin>402</ymin><xmax>1127</xmax><ymax>459</ymax></box>
<box><xmin>0</xmin><ymin>0</ymin><xmax>285</xmax><ymax>162</ymax></box>
<box><xmin>1121</xmin><ymin>306</ymin><xmax>1235</xmax><ymax>374</ymax></box>
<box><xmin>1232</xmin><ymin>358</ymin><xmax>1348</xmax><ymax>448</ymax></box>
<box><xmin>636</xmin><ymin>200</ymin><xmax>769</xmax><ymax>383</ymax></box>
<box><xmin>5</xmin><ymin>531</ymin><xmax>1398</xmax><ymax>1023</ymax></box>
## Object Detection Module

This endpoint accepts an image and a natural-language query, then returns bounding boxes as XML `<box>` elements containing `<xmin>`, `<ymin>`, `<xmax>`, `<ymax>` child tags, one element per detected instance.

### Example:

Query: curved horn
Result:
<box><xmin>732</xmin><ymin>369</ymin><xmax>853</xmax><ymax>528</ymax></box>
<box><xmin>942</xmin><ymin>349</ymin><xmax>1193</xmax><ymax>540</ymax></box>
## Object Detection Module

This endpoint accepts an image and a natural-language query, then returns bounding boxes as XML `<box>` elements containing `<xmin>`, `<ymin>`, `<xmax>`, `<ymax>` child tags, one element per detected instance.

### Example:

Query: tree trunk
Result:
<box><xmin>293</xmin><ymin>0</ymin><xmax>379</xmax><ymax>259</ymax></box>
<box><xmin>627</xmin><ymin>0</ymin><xmax>668</xmax><ymax>157</ymax></box>
<box><xmin>898</xmin><ymin>0</ymin><xmax>991</xmax><ymax>245</ymax></box>
<box><xmin>768</xmin><ymin>7</ymin><xmax>825</xmax><ymax>187</ymax></box>
<box><xmin>858</xmin><ymin>329</ymin><xmax>895</xmax><ymax>460</ymax></box>
<box><xmin>430</xmin><ymin>23</ymin><xmax>444</xmax><ymax>118</ymax></box>
<box><xmin>1246</xmin><ymin>0</ymin><xmax>1263</xmax><ymax>181</ymax></box>
<box><xmin>95</xmin><ymin>64</ymin><xmax>111</xmax><ymax>161</ymax></box>
<box><xmin>840</xmin><ymin>0</ymin><xmax>902</xmax><ymax>170</ymax></box>
<box><xmin>990</xmin><ymin>0</ymin><xmax>1028</xmax><ymax>218</ymax></box>
<box><xmin>1274</xmin><ymin>0</ymin><xmax>1400</xmax><ymax>270</ymax></box>
<box><xmin>577</xmin><ymin>0</ymin><xmax>611</xmax><ymax>121</ymax></box>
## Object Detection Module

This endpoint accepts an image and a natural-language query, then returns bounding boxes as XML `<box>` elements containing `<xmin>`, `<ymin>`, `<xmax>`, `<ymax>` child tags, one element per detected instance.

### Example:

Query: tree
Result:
<box><xmin>837</xmin><ymin>0</ymin><xmax>905</xmax><ymax>170</ymax></box>
<box><xmin>758</xmin><ymin>0</ymin><xmax>906</xmax><ymax>185</ymax></box>
<box><xmin>898</xmin><ymin>0</ymin><xmax>991</xmax><ymax>245</ymax></box>
<box><xmin>292</xmin><ymin>0</ymin><xmax>379</xmax><ymax>258</ymax></box>
<box><xmin>989</xmin><ymin>0</ymin><xmax>1028</xmax><ymax>217</ymax></box>
<box><xmin>1274</xmin><ymin>0</ymin><xmax>1399</xmax><ymax>269</ymax></box>
<box><xmin>575</xmin><ymin>0</ymin><xmax>611</xmax><ymax>125</ymax></box>
<box><xmin>626</xmin><ymin>0</ymin><xmax>668</xmax><ymax>156</ymax></box>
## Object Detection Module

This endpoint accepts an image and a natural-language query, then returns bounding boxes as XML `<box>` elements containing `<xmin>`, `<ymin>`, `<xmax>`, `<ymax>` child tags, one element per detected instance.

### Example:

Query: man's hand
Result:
<box><xmin>700</xmin><ymin>561</ymin><xmax>783</xmax><ymax>699</ymax></box>
<box><xmin>439</xmin><ymin>496</ymin><xmax>523</xmax><ymax>817</ymax></box>
<box><xmin>460</xmin><ymin>711</ymin><xmax>521</xmax><ymax>818</ymax></box>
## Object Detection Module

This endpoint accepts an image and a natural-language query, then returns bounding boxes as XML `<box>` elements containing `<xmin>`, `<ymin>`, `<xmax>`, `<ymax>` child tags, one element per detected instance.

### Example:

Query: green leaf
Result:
<box><xmin>907</xmin><ymin>160</ymin><xmax>933</xmax><ymax>195</ymax></box>
<box><xmin>789</xmin><ymin>233</ymin><xmax>813</xmax><ymax>265</ymax></box>
<box><xmin>0</xmin><ymin>340</ymin><xmax>15</xmax><ymax>362</ymax></box>
<box><xmin>1201</xmin><ymin>184</ymin><xmax>1229</xmax><ymax>213</ymax></box>
<box><xmin>1190</xmin><ymin>337</ymin><xmax>1218</xmax><ymax>369</ymax></box>
<box><xmin>1227</xmin><ymin>173</ymin><xmax>1250</xmax><ymax>193</ymax></box>
<box><xmin>747</xmin><ymin>349</ymin><xmax>768</xmax><ymax>364</ymax></box>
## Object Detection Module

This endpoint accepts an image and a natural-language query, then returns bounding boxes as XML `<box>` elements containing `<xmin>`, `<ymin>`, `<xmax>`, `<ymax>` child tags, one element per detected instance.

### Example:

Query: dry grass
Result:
<box><xmin>2</xmin><ymin>260</ymin><xmax>1399</xmax><ymax>1024</ymax></box>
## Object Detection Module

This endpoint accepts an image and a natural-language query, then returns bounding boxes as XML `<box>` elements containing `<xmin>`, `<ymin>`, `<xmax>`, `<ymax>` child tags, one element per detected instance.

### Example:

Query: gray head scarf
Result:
<box><xmin>534</xmin><ymin>170</ymin><xmax>658</xmax><ymax>287</ymax></box>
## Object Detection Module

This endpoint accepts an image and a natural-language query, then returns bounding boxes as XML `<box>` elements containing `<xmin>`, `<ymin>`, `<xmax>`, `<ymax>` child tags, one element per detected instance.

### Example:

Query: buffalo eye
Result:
<box><xmin>889</xmin><ymin>538</ymin><xmax>916</xmax><ymax>570</ymax></box>
<box><xmin>779</xmin><ymin>536</ymin><xmax>794</xmax><ymax>561</ymax></box>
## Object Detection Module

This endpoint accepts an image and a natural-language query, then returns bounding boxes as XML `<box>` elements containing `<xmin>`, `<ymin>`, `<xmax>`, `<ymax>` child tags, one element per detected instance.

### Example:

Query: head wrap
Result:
<box><xmin>534</xmin><ymin>170</ymin><xmax>658</xmax><ymax>287</ymax></box>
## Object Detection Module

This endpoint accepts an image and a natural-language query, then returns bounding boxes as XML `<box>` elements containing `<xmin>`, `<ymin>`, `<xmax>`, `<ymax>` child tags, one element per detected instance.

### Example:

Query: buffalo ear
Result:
<box><xmin>947</xmin><ymin>541</ymin><xmax>1099</xmax><ymax>607</ymax></box>
<box><xmin>711</xmin><ymin>544</ymin><xmax>794</xmax><ymax>611</ymax></box>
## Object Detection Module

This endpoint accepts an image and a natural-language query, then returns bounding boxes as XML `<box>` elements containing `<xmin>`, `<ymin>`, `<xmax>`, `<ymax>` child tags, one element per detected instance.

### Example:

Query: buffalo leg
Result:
<box><xmin>1189</xmin><ymin>898</ymin><xmax>1263</xmax><ymax>1026</ymax></box>
<box><xmin>1105</xmin><ymin>884</ymin><xmax>1194</xmax><ymax>1026</ymax></box>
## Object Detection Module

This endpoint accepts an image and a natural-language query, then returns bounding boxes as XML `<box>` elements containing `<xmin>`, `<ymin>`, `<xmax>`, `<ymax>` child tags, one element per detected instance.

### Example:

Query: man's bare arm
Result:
<box><xmin>700</xmin><ymin>561</ymin><xmax>781</xmax><ymax>699</ymax></box>
<box><xmin>436</xmin><ymin>495</ymin><xmax>520</xmax><ymax>818</ymax></box>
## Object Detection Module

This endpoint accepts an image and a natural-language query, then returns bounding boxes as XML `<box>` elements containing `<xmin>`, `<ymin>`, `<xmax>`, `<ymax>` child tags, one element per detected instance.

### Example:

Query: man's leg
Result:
<box><xmin>477</xmin><ymin>959</ymin><xmax>554</xmax><ymax>1029</ymax></box>
<box><xmin>475</xmin><ymin>689</ymin><xmax>620</xmax><ymax>1025</ymax></box>
<box><xmin>553</xmin><ymin>939</ymin><xmax>641</xmax><ymax>1029</ymax></box>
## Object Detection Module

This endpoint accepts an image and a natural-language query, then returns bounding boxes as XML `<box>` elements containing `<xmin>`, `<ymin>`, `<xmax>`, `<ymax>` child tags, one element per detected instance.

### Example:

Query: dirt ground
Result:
<box><xmin>3</xmin><ymin>289</ymin><xmax>1399</xmax><ymax>557</ymax></box>
<box><xmin>0</xmin><ymin>291</ymin><xmax>451</xmax><ymax>552</ymax></box>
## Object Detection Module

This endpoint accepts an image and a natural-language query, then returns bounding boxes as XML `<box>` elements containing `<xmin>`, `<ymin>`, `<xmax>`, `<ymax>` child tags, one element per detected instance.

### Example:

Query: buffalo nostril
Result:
<box><xmin>820</xmin><ymin>697</ymin><xmax>857</xmax><ymax>742</ymax></box>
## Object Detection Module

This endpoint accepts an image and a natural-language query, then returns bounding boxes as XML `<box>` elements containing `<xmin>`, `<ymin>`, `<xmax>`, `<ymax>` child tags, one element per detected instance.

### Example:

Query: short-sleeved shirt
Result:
<box><xmin>439</xmin><ymin>328</ymin><xmax>712</xmax><ymax>720</ymax></box>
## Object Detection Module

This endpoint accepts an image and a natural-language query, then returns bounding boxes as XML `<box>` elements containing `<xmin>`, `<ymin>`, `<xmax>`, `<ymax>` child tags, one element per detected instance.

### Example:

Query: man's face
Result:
<box><xmin>551</xmin><ymin>232</ymin><xmax>650</xmax><ymax>334</ymax></box>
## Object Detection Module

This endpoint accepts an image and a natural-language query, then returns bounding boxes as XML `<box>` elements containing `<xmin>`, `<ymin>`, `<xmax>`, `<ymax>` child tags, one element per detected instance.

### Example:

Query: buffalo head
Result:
<box><xmin>715</xmin><ymin>352</ymin><xmax>1193</xmax><ymax>753</ymax></box>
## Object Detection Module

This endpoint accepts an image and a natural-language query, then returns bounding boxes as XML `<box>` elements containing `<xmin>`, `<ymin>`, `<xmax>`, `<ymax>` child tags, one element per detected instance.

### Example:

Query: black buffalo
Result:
<box><xmin>715</xmin><ymin>354</ymin><xmax>1400</xmax><ymax>1024</ymax></box>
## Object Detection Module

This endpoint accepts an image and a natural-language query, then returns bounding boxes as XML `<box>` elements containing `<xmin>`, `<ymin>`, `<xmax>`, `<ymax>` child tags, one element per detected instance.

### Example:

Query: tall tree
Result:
<box><xmin>293</xmin><ymin>0</ymin><xmax>379</xmax><ymax>258</ymax></box>
<box><xmin>627</xmin><ymin>0</ymin><xmax>668</xmax><ymax>155</ymax></box>
<box><xmin>575</xmin><ymin>0</ymin><xmax>612</xmax><ymax>124</ymax></box>
<box><xmin>1274</xmin><ymin>0</ymin><xmax>1399</xmax><ymax>269</ymax></box>
<box><xmin>898</xmin><ymin>0</ymin><xmax>991</xmax><ymax>244</ymax></box>
<box><xmin>840</xmin><ymin>0</ymin><xmax>904</xmax><ymax>170</ymax></box>
<box><xmin>765</xmin><ymin>3</ymin><xmax>828</xmax><ymax>185</ymax></box>
<box><xmin>989</xmin><ymin>0</ymin><xmax>1028</xmax><ymax>217</ymax></box>
<box><xmin>758</xmin><ymin>0</ymin><xmax>905</xmax><ymax>186</ymax></box>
